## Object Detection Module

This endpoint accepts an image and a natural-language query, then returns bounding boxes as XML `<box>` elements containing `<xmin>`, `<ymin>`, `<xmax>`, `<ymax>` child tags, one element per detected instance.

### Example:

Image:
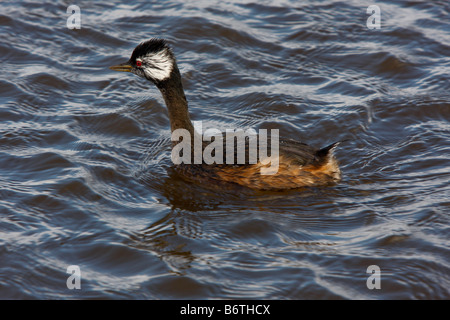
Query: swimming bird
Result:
<box><xmin>110</xmin><ymin>38</ymin><xmax>341</xmax><ymax>190</ymax></box>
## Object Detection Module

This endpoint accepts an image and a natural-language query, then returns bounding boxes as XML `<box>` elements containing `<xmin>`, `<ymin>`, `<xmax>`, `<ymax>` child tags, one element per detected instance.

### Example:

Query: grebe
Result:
<box><xmin>110</xmin><ymin>38</ymin><xmax>341</xmax><ymax>190</ymax></box>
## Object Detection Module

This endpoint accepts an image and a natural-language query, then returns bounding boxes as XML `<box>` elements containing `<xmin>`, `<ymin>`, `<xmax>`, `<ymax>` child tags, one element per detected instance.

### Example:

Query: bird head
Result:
<box><xmin>110</xmin><ymin>38</ymin><xmax>175</xmax><ymax>84</ymax></box>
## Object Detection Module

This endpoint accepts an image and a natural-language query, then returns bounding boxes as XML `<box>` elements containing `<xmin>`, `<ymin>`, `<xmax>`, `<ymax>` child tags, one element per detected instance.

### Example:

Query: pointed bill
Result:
<box><xmin>109</xmin><ymin>62</ymin><xmax>132</xmax><ymax>72</ymax></box>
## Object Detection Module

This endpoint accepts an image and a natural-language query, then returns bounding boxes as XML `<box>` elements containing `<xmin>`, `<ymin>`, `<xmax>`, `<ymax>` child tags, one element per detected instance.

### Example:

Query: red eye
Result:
<box><xmin>136</xmin><ymin>60</ymin><xmax>142</xmax><ymax>67</ymax></box>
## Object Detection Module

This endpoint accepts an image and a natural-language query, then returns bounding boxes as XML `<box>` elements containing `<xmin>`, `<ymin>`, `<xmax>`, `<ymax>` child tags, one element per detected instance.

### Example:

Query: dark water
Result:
<box><xmin>1</xmin><ymin>0</ymin><xmax>449</xmax><ymax>300</ymax></box>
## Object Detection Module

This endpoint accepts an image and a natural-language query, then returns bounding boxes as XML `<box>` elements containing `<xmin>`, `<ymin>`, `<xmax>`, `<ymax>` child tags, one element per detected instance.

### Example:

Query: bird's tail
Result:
<box><xmin>315</xmin><ymin>139</ymin><xmax>348</xmax><ymax>159</ymax></box>
<box><xmin>315</xmin><ymin>142</ymin><xmax>340</xmax><ymax>158</ymax></box>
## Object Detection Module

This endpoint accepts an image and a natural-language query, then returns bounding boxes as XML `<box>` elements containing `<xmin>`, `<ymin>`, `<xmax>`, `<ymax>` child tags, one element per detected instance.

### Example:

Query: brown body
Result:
<box><xmin>174</xmin><ymin>138</ymin><xmax>341</xmax><ymax>191</ymax></box>
<box><xmin>216</xmin><ymin>156</ymin><xmax>340</xmax><ymax>190</ymax></box>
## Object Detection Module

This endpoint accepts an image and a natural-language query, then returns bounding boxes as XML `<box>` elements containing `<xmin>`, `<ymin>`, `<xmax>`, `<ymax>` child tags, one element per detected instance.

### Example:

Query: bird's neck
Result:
<box><xmin>156</xmin><ymin>64</ymin><xmax>194</xmax><ymax>135</ymax></box>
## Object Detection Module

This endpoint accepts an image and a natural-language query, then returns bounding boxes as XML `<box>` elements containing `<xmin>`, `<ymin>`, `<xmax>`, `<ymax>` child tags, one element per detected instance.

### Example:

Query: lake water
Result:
<box><xmin>0</xmin><ymin>0</ymin><xmax>449</xmax><ymax>299</ymax></box>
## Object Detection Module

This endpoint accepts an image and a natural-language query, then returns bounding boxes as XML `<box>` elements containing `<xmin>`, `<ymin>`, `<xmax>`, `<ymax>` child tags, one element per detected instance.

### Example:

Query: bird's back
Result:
<box><xmin>174</xmin><ymin>134</ymin><xmax>341</xmax><ymax>191</ymax></box>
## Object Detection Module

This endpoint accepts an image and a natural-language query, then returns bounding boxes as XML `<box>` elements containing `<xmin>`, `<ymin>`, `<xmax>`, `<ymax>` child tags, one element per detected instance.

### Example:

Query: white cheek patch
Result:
<box><xmin>141</xmin><ymin>48</ymin><xmax>173</xmax><ymax>81</ymax></box>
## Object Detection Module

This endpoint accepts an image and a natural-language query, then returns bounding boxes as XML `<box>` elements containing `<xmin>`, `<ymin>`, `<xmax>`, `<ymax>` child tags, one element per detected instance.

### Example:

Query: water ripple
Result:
<box><xmin>0</xmin><ymin>0</ymin><xmax>449</xmax><ymax>299</ymax></box>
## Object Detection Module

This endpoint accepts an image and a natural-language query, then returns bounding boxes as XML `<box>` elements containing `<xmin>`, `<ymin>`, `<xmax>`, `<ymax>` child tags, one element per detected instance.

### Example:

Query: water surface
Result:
<box><xmin>0</xmin><ymin>0</ymin><xmax>449</xmax><ymax>299</ymax></box>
